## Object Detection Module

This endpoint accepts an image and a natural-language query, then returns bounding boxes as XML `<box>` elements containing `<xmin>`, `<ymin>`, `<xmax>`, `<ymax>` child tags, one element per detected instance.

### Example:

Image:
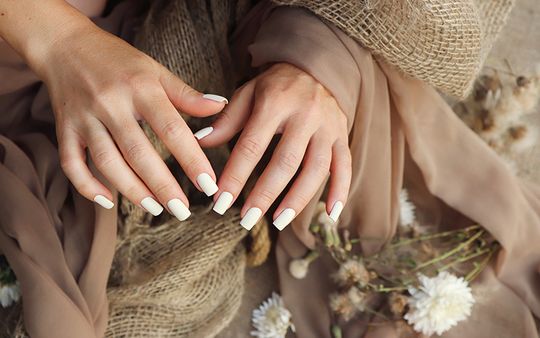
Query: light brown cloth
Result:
<box><xmin>0</xmin><ymin>3</ymin><xmax>141</xmax><ymax>338</ymax></box>
<box><xmin>243</xmin><ymin>6</ymin><xmax>540</xmax><ymax>338</ymax></box>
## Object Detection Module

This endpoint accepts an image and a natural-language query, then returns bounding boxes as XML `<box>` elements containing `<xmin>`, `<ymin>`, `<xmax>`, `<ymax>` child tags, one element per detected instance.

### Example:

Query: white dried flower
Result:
<box><xmin>399</xmin><ymin>189</ymin><xmax>416</xmax><ymax>226</ymax></box>
<box><xmin>506</xmin><ymin>125</ymin><xmax>537</xmax><ymax>153</ymax></box>
<box><xmin>334</xmin><ymin>259</ymin><xmax>370</xmax><ymax>287</ymax></box>
<box><xmin>251</xmin><ymin>293</ymin><xmax>294</xmax><ymax>338</ymax></box>
<box><xmin>405</xmin><ymin>272</ymin><xmax>475</xmax><ymax>336</ymax></box>
<box><xmin>0</xmin><ymin>282</ymin><xmax>20</xmax><ymax>308</ymax></box>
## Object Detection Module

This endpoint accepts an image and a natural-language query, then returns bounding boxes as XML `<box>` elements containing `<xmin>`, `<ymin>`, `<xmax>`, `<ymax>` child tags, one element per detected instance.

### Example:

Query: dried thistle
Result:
<box><xmin>329</xmin><ymin>292</ymin><xmax>357</xmax><ymax>321</ymax></box>
<box><xmin>389</xmin><ymin>292</ymin><xmax>409</xmax><ymax>316</ymax></box>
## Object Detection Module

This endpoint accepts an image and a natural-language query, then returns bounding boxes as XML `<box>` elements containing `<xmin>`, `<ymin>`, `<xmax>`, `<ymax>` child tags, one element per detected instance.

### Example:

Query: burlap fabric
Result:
<box><xmin>271</xmin><ymin>0</ymin><xmax>515</xmax><ymax>98</ymax></box>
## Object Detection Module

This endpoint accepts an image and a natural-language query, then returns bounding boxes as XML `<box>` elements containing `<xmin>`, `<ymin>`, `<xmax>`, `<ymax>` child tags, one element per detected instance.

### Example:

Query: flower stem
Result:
<box><xmin>414</xmin><ymin>230</ymin><xmax>484</xmax><ymax>271</ymax></box>
<box><xmin>390</xmin><ymin>225</ymin><xmax>481</xmax><ymax>248</ymax></box>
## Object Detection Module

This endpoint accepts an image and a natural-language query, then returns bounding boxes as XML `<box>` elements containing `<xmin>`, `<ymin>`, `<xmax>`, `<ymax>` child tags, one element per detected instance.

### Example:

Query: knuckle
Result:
<box><xmin>255</xmin><ymin>188</ymin><xmax>275</xmax><ymax>206</ymax></box>
<box><xmin>93</xmin><ymin>149</ymin><xmax>117</xmax><ymax>169</ymax></box>
<box><xmin>312</xmin><ymin>154</ymin><xmax>331</xmax><ymax>175</ymax></box>
<box><xmin>225</xmin><ymin>172</ymin><xmax>245</xmax><ymax>189</ymax></box>
<box><xmin>125</xmin><ymin>185</ymin><xmax>142</xmax><ymax>201</ymax></box>
<box><xmin>277</xmin><ymin>151</ymin><xmax>301</xmax><ymax>173</ymax></box>
<box><xmin>125</xmin><ymin>142</ymin><xmax>147</xmax><ymax>163</ymax></box>
<box><xmin>160</xmin><ymin>119</ymin><xmax>185</xmax><ymax>141</ymax></box>
<box><xmin>292</xmin><ymin>192</ymin><xmax>311</xmax><ymax>208</ymax></box>
<box><xmin>152</xmin><ymin>181</ymin><xmax>171</xmax><ymax>197</ymax></box>
<box><xmin>237</xmin><ymin>137</ymin><xmax>263</xmax><ymax>160</ymax></box>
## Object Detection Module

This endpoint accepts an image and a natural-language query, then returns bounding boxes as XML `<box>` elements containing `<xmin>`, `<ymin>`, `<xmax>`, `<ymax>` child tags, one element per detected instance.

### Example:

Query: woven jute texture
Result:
<box><xmin>271</xmin><ymin>0</ymin><xmax>515</xmax><ymax>98</ymax></box>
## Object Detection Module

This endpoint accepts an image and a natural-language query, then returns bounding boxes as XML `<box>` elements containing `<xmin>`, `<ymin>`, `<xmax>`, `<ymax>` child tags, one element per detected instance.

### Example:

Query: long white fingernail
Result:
<box><xmin>329</xmin><ymin>201</ymin><xmax>344</xmax><ymax>223</ymax></box>
<box><xmin>167</xmin><ymin>199</ymin><xmax>191</xmax><ymax>221</ymax></box>
<box><xmin>240</xmin><ymin>207</ymin><xmax>262</xmax><ymax>231</ymax></box>
<box><xmin>94</xmin><ymin>195</ymin><xmax>114</xmax><ymax>209</ymax></box>
<box><xmin>194</xmin><ymin>126</ymin><xmax>214</xmax><ymax>140</ymax></box>
<box><xmin>213</xmin><ymin>191</ymin><xmax>233</xmax><ymax>215</ymax></box>
<box><xmin>141</xmin><ymin>197</ymin><xmax>164</xmax><ymax>216</ymax></box>
<box><xmin>197</xmin><ymin>173</ymin><xmax>219</xmax><ymax>196</ymax></box>
<box><xmin>273</xmin><ymin>208</ymin><xmax>296</xmax><ymax>231</ymax></box>
<box><xmin>203</xmin><ymin>94</ymin><xmax>229</xmax><ymax>104</ymax></box>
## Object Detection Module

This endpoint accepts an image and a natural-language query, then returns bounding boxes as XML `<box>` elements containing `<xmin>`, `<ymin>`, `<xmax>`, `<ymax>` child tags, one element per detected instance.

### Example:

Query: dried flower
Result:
<box><xmin>399</xmin><ymin>189</ymin><xmax>416</xmax><ymax>226</ymax></box>
<box><xmin>405</xmin><ymin>272</ymin><xmax>475</xmax><ymax>336</ymax></box>
<box><xmin>288</xmin><ymin>251</ymin><xmax>319</xmax><ymax>280</ymax></box>
<box><xmin>0</xmin><ymin>282</ymin><xmax>20</xmax><ymax>308</ymax></box>
<box><xmin>506</xmin><ymin>125</ymin><xmax>537</xmax><ymax>153</ymax></box>
<box><xmin>329</xmin><ymin>292</ymin><xmax>356</xmax><ymax>321</ymax></box>
<box><xmin>251</xmin><ymin>293</ymin><xmax>294</xmax><ymax>338</ymax></box>
<box><xmin>389</xmin><ymin>292</ymin><xmax>408</xmax><ymax>316</ymax></box>
<box><xmin>334</xmin><ymin>259</ymin><xmax>370</xmax><ymax>287</ymax></box>
<box><xmin>347</xmin><ymin>287</ymin><xmax>367</xmax><ymax>311</ymax></box>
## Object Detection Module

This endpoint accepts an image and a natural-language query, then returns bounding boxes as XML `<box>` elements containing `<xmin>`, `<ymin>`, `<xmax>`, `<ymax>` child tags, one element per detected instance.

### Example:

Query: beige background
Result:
<box><xmin>219</xmin><ymin>0</ymin><xmax>540</xmax><ymax>336</ymax></box>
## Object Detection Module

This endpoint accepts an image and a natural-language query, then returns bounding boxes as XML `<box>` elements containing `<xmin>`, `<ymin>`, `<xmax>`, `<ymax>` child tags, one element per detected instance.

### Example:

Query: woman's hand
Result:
<box><xmin>0</xmin><ymin>0</ymin><xmax>227</xmax><ymax>218</ymax></box>
<box><xmin>45</xmin><ymin>23</ymin><xmax>228</xmax><ymax>218</ymax></box>
<box><xmin>196</xmin><ymin>63</ymin><xmax>352</xmax><ymax>230</ymax></box>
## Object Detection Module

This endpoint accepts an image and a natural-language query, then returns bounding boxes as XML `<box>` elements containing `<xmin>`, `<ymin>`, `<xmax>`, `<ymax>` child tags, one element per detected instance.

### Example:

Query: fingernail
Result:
<box><xmin>167</xmin><ymin>198</ymin><xmax>191</xmax><ymax>221</ymax></box>
<box><xmin>203</xmin><ymin>94</ymin><xmax>229</xmax><ymax>104</ymax></box>
<box><xmin>240</xmin><ymin>207</ymin><xmax>262</xmax><ymax>231</ymax></box>
<box><xmin>194</xmin><ymin>126</ymin><xmax>214</xmax><ymax>140</ymax></box>
<box><xmin>213</xmin><ymin>191</ymin><xmax>233</xmax><ymax>215</ymax></box>
<box><xmin>141</xmin><ymin>197</ymin><xmax>164</xmax><ymax>216</ymax></box>
<box><xmin>196</xmin><ymin>173</ymin><xmax>219</xmax><ymax>196</ymax></box>
<box><xmin>94</xmin><ymin>195</ymin><xmax>114</xmax><ymax>209</ymax></box>
<box><xmin>273</xmin><ymin>208</ymin><xmax>296</xmax><ymax>231</ymax></box>
<box><xmin>329</xmin><ymin>201</ymin><xmax>344</xmax><ymax>223</ymax></box>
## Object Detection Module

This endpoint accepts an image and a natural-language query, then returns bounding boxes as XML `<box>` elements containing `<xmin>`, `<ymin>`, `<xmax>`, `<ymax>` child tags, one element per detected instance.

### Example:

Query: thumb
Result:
<box><xmin>160</xmin><ymin>70</ymin><xmax>228</xmax><ymax>117</ymax></box>
<box><xmin>195</xmin><ymin>81</ymin><xmax>255</xmax><ymax>148</ymax></box>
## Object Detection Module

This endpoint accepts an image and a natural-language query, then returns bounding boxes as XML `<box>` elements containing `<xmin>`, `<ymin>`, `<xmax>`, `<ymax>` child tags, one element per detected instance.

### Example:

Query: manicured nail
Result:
<box><xmin>141</xmin><ymin>197</ymin><xmax>163</xmax><ymax>216</ymax></box>
<box><xmin>196</xmin><ymin>173</ymin><xmax>219</xmax><ymax>196</ymax></box>
<box><xmin>194</xmin><ymin>126</ymin><xmax>214</xmax><ymax>140</ymax></box>
<box><xmin>94</xmin><ymin>195</ymin><xmax>114</xmax><ymax>209</ymax></box>
<box><xmin>213</xmin><ymin>191</ymin><xmax>233</xmax><ymax>215</ymax></box>
<box><xmin>273</xmin><ymin>208</ymin><xmax>296</xmax><ymax>231</ymax></box>
<box><xmin>240</xmin><ymin>207</ymin><xmax>262</xmax><ymax>231</ymax></box>
<box><xmin>167</xmin><ymin>199</ymin><xmax>191</xmax><ymax>221</ymax></box>
<box><xmin>203</xmin><ymin>94</ymin><xmax>229</xmax><ymax>104</ymax></box>
<box><xmin>329</xmin><ymin>201</ymin><xmax>344</xmax><ymax>223</ymax></box>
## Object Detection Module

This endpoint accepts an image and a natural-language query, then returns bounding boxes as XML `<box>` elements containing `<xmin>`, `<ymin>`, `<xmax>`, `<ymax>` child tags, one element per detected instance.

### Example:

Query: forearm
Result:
<box><xmin>0</xmin><ymin>0</ymin><xmax>94</xmax><ymax>77</ymax></box>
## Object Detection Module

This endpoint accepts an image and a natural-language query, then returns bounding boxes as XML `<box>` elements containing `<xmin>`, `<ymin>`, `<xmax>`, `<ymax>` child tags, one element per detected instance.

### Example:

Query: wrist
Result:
<box><xmin>0</xmin><ymin>0</ymin><xmax>95</xmax><ymax>79</ymax></box>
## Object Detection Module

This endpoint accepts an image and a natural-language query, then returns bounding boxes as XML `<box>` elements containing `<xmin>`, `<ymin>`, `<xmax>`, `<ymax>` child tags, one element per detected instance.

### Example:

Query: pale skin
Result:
<box><xmin>0</xmin><ymin>0</ymin><xmax>352</xmax><ymax>229</ymax></box>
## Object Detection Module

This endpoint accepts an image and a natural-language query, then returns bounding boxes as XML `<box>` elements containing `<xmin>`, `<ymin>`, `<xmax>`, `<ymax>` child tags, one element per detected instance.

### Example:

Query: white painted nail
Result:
<box><xmin>196</xmin><ymin>173</ymin><xmax>219</xmax><ymax>196</ymax></box>
<box><xmin>203</xmin><ymin>94</ymin><xmax>229</xmax><ymax>104</ymax></box>
<box><xmin>240</xmin><ymin>207</ymin><xmax>262</xmax><ymax>231</ymax></box>
<box><xmin>141</xmin><ymin>197</ymin><xmax>164</xmax><ymax>216</ymax></box>
<box><xmin>94</xmin><ymin>195</ymin><xmax>114</xmax><ymax>209</ymax></box>
<box><xmin>194</xmin><ymin>126</ymin><xmax>214</xmax><ymax>140</ymax></box>
<box><xmin>213</xmin><ymin>191</ymin><xmax>233</xmax><ymax>215</ymax></box>
<box><xmin>167</xmin><ymin>199</ymin><xmax>191</xmax><ymax>221</ymax></box>
<box><xmin>329</xmin><ymin>201</ymin><xmax>344</xmax><ymax>223</ymax></box>
<box><xmin>273</xmin><ymin>208</ymin><xmax>296</xmax><ymax>231</ymax></box>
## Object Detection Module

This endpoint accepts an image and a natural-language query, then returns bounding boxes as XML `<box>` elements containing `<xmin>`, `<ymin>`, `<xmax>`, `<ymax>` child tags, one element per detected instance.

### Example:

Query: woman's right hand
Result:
<box><xmin>7</xmin><ymin>4</ymin><xmax>228</xmax><ymax>219</ymax></box>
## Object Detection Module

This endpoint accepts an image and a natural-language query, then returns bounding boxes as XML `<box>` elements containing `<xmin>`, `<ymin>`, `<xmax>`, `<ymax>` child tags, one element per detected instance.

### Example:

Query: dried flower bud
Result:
<box><xmin>289</xmin><ymin>259</ymin><xmax>310</xmax><ymax>280</ymax></box>
<box><xmin>389</xmin><ymin>292</ymin><xmax>409</xmax><ymax>316</ymax></box>
<box><xmin>288</xmin><ymin>251</ymin><xmax>319</xmax><ymax>280</ymax></box>
<box><xmin>516</xmin><ymin>76</ymin><xmax>530</xmax><ymax>87</ymax></box>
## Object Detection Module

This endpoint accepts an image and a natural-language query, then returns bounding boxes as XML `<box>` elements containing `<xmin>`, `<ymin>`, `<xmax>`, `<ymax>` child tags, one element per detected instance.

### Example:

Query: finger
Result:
<box><xmin>85</xmin><ymin>120</ymin><xmax>169</xmax><ymax>216</ymax></box>
<box><xmin>326</xmin><ymin>139</ymin><xmax>352</xmax><ymax>223</ymax></box>
<box><xmin>135</xmin><ymin>91</ymin><xmax>219</xmax><ymax>197</ymax></box>
<box><xmin>195</xmin><ymin>82</ymin><xmax>255</xmax><ymax>147</ymax></box>
<box><xmin>58</xmin><ymin>125</ymin><xmax>115</xmax><ymax>209</ymax></box>
<box><xmin>104</xmin><ymin>113</ymin><xmax>195</xmax><ymax>219</ymax></box>
<box><xmin>214</xmin><ymin>102</ymin><xmax>282</xmax><ymax>223</ymax></box>
<box><xmin>241</xmin><ymin>121</ymin><xmax>313</xmax><ymax>231</ymax></box>
<box><xmin>159</xmin><ymin>69</ymin><xmax>227</xmax><ymax>117</ymax></box>
<box><xmin>273</xmin><ymin>136</ymin><xmax>332</xmax><ymax>230</ymax></box>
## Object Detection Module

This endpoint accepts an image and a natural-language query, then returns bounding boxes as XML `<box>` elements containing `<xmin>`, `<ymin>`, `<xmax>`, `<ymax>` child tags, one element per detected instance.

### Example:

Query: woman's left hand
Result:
<box><xmin>196</xmin><ymin>63</ymin><xmax>352</xmax><ymax>230</ymax></box>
